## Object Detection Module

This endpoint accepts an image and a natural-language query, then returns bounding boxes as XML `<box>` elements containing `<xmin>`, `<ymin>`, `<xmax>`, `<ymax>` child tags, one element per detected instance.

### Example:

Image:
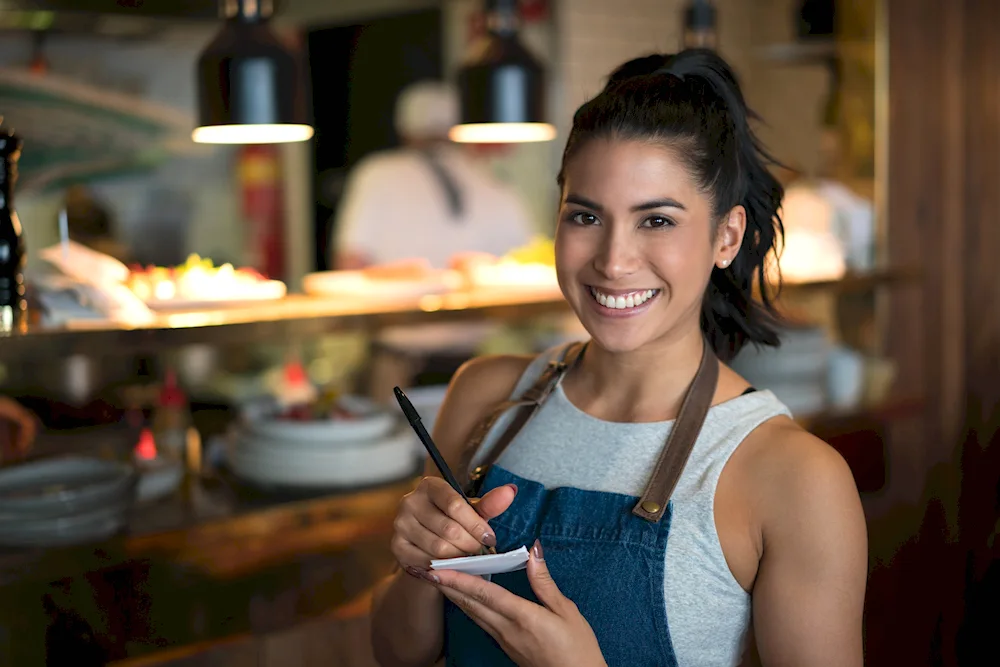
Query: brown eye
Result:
<box><xmin>642</xmin><ymin>216</ymin><xmax>675</xmax><ymax>228</ymax></box>
<box><xmin>571</xmin><ymin>212</ymin><xmax>599</xmax><ymax>226</ymax></box>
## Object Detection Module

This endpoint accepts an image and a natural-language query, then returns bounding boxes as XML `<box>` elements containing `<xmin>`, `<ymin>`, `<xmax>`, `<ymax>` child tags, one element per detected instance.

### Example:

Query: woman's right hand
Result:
<box><xmin>392</xmin><ymin>477</ymin><xmax>518</xmax><ymax>577</ymax></box>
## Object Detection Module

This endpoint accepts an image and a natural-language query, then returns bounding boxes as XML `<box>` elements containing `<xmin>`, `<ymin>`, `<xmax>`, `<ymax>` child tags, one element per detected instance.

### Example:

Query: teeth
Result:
<box><xmin>589</xmin><ymin>287</ymin><xmax>658</xmax><ymax>310</ymax></box>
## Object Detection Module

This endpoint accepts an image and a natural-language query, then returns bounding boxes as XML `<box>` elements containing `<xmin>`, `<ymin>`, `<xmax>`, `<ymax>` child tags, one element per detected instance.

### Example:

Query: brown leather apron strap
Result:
<box><xmin>632</xmin><ymin>341</ymin><xmax>719</xmax><ymax>522</ymax></box>
<box><xmin>459</xmin><ymin>341</ymin><xmax>588</xmax><ymax>493</ymax></box>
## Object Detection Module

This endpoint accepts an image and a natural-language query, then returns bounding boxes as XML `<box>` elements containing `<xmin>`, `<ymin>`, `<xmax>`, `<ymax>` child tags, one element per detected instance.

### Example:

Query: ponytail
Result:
<box><xmin>560</xmin><ymin>48</ymin><xmax>785</xmax><ymax>361</ymax></box>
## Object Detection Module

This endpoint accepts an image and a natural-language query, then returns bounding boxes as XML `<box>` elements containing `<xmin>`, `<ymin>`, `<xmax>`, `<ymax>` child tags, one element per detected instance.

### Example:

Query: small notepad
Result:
<box><xmin>431</xmin><ymin>546</ymin><xmax>530</xmax><ymax>577</ymax></box>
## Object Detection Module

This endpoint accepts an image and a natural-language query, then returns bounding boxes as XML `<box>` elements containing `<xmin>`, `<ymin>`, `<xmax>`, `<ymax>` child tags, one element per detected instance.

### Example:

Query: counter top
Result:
<box><xmin>2</xmin><ymin>288</ymin><xmax>570</xmax><ymax>361</ymax></box>
<box><xmin>0</xmin><ymin>469</ymin><xmax>416</xmax><ymax>665</ymax></box>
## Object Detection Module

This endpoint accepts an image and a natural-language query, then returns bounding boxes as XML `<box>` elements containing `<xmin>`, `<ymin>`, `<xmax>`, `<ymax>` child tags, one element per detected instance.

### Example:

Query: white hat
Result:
<box><xmin>394</xmin><ymin>81</ymin><xmax>459</xmax><ymax>140</ymax></box>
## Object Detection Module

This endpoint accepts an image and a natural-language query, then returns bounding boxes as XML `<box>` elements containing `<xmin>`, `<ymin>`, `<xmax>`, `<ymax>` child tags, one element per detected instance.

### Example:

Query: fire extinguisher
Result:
<box><xmin>237</xmin><ymin>145</ymin><xmax>285</xmax><ymax>280</ymax></box>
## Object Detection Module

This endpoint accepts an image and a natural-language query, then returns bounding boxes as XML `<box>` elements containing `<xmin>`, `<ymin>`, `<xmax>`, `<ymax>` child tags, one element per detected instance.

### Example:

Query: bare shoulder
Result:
<box><xmin>744</xmin><ymin>417</ymin><xmax>861</xmax><ymax>507</ymax></box>
<box><xmin>742</xmin><ymin>416</ymin><xmax>867</xmax><ymax>550</ymax></box>
<box><xmin>428</xmin><ymin>354</ymin><xmax>536</xmax><ymax>473</ymax></box>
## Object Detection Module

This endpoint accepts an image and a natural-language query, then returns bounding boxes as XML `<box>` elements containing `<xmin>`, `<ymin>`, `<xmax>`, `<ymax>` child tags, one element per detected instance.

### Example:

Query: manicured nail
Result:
<box><xmin>482</xmin><ymin>531</ymin><xmax>497</xmax><ymax>547</ymax></box>
<box><xmin>532</xmin><ymin>539</ymin><xmax>544</xmax><ymax>560</ymax></box>
<box><xmin>404</xmin><ymin>566</ymin><xmax>440</xmax><ymax>584</ymax></box>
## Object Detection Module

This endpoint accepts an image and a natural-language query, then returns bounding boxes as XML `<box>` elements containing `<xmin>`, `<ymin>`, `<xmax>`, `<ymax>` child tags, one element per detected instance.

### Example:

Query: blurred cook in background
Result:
<box><xmin>0</xmin><ymin>396</ymin><xmax>36</xmax><ymax>464</ymax></box>
<box><xmin>333</xmin><ymin>80</ymin><xmax>535</xmax><ymax>271</ymax></box>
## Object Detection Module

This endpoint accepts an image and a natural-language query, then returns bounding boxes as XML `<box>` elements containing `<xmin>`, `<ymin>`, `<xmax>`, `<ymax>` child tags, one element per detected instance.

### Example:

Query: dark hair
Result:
<box><xmin>558</xmin><ymin>49</ymin><xmax>785</xmax><ymax>362</ymax></box>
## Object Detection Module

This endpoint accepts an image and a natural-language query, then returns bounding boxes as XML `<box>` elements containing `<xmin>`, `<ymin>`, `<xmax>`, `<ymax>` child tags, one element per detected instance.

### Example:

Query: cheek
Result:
<box><xmin>554</xmin><ymin>225</ymin><xmax>588</xmax><ymax>271</ymax></box>
<box><xmin>648</xmin><ymin>232</ymin><xmax>714</xmax><ymax>284</ymax></box>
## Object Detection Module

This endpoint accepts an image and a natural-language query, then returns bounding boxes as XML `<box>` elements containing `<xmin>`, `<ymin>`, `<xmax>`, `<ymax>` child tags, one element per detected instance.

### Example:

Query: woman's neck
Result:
<box><xmin>568</xmin><ymin>327</ymin><xmax>707</xmax><ymax>423</ymax></box>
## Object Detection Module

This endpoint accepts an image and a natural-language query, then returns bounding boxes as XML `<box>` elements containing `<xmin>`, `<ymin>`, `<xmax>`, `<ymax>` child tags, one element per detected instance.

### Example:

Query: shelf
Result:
<box><xmin>768</xmin><ymin>266</ymin><xmax>920</xmax><ymax>298</ymax></box>
<box><xmin>0</xmin><ymin>67</ymin><xmax>194</xmax><ymax>193</ymax></box>
<box><xmin>0</xmin><ymin>289</ymin><xmax>572</xmax><ymax>362</ymax></box>
<box><xmin>796</xmin><ymin>395</ymin><xmax>925</xmax><ymax>431</ymax></box>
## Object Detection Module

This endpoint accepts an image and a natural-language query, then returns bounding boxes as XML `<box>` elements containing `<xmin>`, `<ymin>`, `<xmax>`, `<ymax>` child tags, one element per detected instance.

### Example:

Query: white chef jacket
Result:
<box><xmin>333</xmin><ymin>146</ymin><xmax>535</xmax><ymax>269</ymax></box>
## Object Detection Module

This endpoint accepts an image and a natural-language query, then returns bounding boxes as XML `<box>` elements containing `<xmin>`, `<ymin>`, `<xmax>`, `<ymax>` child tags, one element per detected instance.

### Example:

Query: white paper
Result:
<box><xmin>431</xmin><ymin>546</ymin><xmax>530</xmax><ymax>576</ymax></box>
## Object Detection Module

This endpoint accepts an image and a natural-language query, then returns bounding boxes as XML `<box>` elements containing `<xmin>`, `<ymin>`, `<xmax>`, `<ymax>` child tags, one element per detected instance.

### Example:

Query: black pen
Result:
<box><xmin>393</xmin><ymin>386</ymin><xmax>497</xmax><ymax>555</ymax></box>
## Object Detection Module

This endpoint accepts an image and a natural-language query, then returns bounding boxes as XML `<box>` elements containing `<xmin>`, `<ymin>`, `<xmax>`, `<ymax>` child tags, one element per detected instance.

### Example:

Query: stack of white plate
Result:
<box><xmin>730</xmin><ymin>326</ymin><xmax>831</xmax><ymax>417</ymax></box>
<box><xmin>0</xmin><ymin>457</ymin><xmax>136</xmax><ymax>548</ymax></box>
<box><xmin>229</xmin><ymin>399</ymin><xmax>420</xmax><ymax>489</ymax></box>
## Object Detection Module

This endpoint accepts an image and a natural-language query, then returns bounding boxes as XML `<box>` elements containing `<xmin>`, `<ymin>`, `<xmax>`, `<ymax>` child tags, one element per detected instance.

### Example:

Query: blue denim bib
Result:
<box><xmin>443</xmin><ymin>465</ymin><xmax>677</xmax><ymax>667</ymax></box>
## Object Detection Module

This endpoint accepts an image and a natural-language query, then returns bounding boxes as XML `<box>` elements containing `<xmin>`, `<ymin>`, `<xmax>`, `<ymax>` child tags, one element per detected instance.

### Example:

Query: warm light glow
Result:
<box><xmin>135</xmin><ymin>428</ymin><xmax>158</xmax><ymax>461</ymax></box>
<box><xmin>192</xmin><ymin>124</ymin><xmax>314</xmax><ymax>144</ymax></box>
<box><xmin>449</xmin><ymin>122</ymin><xmax>557</xmax><ymax>144</ymax></box>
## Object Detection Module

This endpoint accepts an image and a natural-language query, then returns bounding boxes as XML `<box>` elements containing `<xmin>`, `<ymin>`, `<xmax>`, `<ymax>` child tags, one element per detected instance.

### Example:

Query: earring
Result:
<box><xmin>720</xmin><ymin>259</ymin><xmax>730</xmax><ymax>268</ymax></box>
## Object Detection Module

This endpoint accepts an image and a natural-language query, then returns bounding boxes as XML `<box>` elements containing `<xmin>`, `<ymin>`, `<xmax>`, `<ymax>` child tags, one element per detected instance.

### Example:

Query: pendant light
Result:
<box><xmin>450</xmin><ymin>0</ymin><xmax>556</xmax><ymax>144</ymax></box>
<box><xmin>193</xmin><ymin>0</ymin><xmax>313</xmax><ymax>144</ymax></box>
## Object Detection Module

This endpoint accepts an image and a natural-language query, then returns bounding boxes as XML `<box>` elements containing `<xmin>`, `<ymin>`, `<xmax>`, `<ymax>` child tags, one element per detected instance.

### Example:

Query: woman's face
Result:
<box><xmin>555</xmin><ymin>138</ymin><xmax>745</xmax><ymax>354</ymax></box>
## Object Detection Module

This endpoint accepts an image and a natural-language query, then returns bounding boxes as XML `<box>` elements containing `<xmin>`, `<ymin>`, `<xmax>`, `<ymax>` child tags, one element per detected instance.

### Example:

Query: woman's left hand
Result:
<box><xmin>431</xmin><ymin>539</ymin><xmax>606</xmax><ymax>667</ymax></box>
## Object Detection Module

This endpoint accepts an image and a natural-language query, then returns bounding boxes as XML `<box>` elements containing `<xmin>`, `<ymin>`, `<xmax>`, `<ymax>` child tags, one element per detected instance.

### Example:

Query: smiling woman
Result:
<box><xmin>368</xmin><ymin>48</ymin><xmax>867</xmax><ymax>667</ymax></box>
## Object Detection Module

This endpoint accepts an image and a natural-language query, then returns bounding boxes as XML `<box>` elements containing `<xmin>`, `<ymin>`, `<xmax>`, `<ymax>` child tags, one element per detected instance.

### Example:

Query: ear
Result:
<box><xmin>715</xmin><ymin>205</ymin><xmax>746</xmax><ymax>269</ymax></box>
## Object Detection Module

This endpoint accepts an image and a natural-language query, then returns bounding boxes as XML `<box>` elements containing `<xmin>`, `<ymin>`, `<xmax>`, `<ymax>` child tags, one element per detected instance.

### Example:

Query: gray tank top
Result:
<box><xmin>470</xmin><ymin>345</ymin><xmax>793</xmax><ymax>667</ymax></box>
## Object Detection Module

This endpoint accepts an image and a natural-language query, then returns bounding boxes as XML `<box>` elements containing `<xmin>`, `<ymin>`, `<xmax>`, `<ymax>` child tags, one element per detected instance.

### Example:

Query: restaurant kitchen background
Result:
<box><xmin>0</xmin><ymin>0</ymin><xmax>995</xmax><ymax>665</ymax></box>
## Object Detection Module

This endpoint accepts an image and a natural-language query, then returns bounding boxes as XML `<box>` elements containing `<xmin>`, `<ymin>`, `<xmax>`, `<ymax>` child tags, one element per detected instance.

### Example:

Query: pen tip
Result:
<box><xmin>393</xmin><ymin>386</ymin><xmax>405</xmax><ymax>399</ymax></box>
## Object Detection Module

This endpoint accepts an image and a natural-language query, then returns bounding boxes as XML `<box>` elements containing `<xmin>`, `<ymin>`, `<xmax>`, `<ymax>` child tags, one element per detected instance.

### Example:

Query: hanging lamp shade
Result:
<box><xmin>450</xmin><ymin>0</ymin><xmax>556</xmax><ymax>144</ymax></box>
<box><xmin>193</xmin><ymin>0</ymin><xmax>313</xmax><ymax>144</ymax></box>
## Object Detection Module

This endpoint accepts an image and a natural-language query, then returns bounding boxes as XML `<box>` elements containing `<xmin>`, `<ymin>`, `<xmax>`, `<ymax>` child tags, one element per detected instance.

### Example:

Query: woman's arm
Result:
<box><xmin>370</xmin><ymin>354</ymin><xmax>533</xmax><ymax>667</ymax></box>
<box><xmin>750</xmin><ymin>424</ymin><xmax>868</xmax><ymax>667</ymax></box>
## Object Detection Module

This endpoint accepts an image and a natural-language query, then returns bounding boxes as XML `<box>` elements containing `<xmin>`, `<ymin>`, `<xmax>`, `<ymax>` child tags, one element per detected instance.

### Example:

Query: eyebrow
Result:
<box><xmin>564</xmin><ymin>194</ymin><xmax>687</xmax><ymax>213</ymax></box>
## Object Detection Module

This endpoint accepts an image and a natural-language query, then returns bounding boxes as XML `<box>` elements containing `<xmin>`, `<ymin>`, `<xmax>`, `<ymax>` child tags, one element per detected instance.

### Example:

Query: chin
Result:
<box><xmin>570</xmin><ymin>301</ymin><xmax>665</xmax><ymax>355</ymax></box>
<box><xmin>583</xmin><ymin>324</ymin><xmax>660</xmax><ymax>355</ymax></box>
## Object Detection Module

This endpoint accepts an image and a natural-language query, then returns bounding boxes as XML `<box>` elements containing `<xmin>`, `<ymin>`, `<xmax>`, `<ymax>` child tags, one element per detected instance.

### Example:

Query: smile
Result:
<box><xmin>588</xmin><ymin>287</ymin><xmax>660</xmax><ymax>310</ymax></box>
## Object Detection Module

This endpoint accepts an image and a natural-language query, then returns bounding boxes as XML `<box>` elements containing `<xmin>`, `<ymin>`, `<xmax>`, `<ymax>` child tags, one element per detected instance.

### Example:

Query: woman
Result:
<box><xmin>370</xmin><ymin>49</ymin><xmax>867</xmax><ymax>667</ymax></box>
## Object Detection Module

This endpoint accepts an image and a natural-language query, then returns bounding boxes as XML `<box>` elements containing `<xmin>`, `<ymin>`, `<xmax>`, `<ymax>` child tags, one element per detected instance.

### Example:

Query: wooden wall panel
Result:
<box><xmin>962</xmin><ymin>0</ymin><xmax>1000</xmax><ymax>432</ymax></box>
<box><xmin>870</xmin><ymin>1</ymin><xmax>1000</xmax><ymax>664</ymax></box>
<box><xmin>883</xmin><ymin>0</ymin><xmax>966</xmax><ymax>508</ymax></box>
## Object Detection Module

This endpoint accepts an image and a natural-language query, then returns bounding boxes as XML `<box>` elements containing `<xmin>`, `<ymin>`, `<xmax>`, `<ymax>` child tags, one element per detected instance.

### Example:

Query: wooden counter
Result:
<box><xmin>0</xmin><ymin>474</ymin><xmax>416</xmax><ymax>666</ymax></box>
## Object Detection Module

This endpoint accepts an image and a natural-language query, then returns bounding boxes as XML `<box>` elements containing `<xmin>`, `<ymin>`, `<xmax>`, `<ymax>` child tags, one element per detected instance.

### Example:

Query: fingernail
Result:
<box><xmin>507</xmin><ymin>483</ymin><xmax>518</xmax><ymax>494</ymax></box>
<box><xmin>403</xmin><ymin>566</ymin><xmax>440</xmax><ymax>584</ymax></box>
<box><xmin>482</xmin><ymin>531</ymin><xmax>497</xmax><ymax>547</ymax></box>
<box><xmin>532</xmin><ymin>539</ymin><xmax>544</xmax><ymax>560</ymax></box>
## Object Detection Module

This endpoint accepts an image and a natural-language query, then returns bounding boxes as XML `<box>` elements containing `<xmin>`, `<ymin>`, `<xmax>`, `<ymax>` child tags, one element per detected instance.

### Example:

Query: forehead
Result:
<box><xmin>560</xmin><ymin>138</ymin><xmax>703</xmax><ymax>205</ymax></box>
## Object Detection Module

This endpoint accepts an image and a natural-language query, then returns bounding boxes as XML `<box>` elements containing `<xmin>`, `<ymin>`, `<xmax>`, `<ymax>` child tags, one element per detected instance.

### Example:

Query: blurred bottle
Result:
<box><xmin>151</xmin><ymin>370</ymin><xmax>191</xmax><ymax>465</ymax></box>
<box><xmin>683</xmin><ymin>0</ymin><xmax>717</xmax><ymax>50</ymax></box>
<box><xmin>0</xmin><ymin>127</ymin><xmax>26</xmax><ymax>335</ymax></box>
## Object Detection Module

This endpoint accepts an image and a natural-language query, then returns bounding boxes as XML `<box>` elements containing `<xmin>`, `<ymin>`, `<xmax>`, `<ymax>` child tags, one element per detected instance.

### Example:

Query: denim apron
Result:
<box><xmin>443</xmin><ymin>340</ymin><xmax>720</xmax><ymax>667</ymax></box>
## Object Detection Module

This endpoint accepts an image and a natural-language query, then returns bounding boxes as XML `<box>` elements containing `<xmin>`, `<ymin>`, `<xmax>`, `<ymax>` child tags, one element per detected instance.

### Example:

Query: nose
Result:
<box><xmin>592</xmin><ymin>227</ymin><xmax>640</xmax><ymax>281</ymax></box>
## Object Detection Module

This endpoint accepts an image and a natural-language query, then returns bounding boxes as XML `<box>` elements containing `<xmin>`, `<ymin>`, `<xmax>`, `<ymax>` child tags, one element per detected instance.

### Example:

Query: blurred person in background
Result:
<box><xmin>333</xmin><ymin>81</ymin><xmax>535</xmax><ymax>271</ymax></box>
<box><xmin>0</xmin><ymin>396</ymin><xmax>36</xmax><ymax>463</ymax></box>
<box><xmin>64</xmin><ymin>184</ymin><xmax>131</xmax><ymax>264</ymax></box>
